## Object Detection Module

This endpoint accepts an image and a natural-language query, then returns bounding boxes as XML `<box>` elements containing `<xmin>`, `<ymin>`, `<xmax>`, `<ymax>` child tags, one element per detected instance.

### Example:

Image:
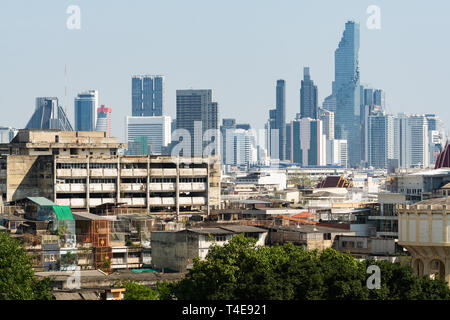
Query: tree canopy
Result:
<box><xmin>170</xmin><ymin>234</ymin><xmax>450</xmax><ymax>300</ymax></box>
<box><xmin>0</xmin><ymin>232</ymin><xmax>52</xmax><ymax>300</ymax></box>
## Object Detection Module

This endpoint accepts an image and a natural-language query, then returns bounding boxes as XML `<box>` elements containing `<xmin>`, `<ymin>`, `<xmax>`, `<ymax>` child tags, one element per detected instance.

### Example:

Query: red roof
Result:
<box><xmin>292</xmin><ymin>212</ymin><xmax>312</xmax><ymax>218</ymax></box>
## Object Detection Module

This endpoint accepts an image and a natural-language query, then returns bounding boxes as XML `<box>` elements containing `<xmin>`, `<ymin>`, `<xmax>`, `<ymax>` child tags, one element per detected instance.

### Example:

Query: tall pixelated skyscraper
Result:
<box><xmin>333</xmin><ymin>21</ymin><xmax>361</xmax><ymax>167</ymax></box>
<box><xmin>132</xmin><ymin>75</ymin><xmax>164</xmax><ymax>116</ymax></box>
<box><xmin>300</xmin><ymin>67</ymin><xmax>318</xmax><ymax>119</ymax></box>
<box><xmin>74</xmin><ymin>90</ymin><xmax>98</xmax><ymax>131</ymax></box>
<box><xmin>275</xmin><ymin>79</ymin><xmax>286</xmax><ymax>161</ymax></box>
<box><xmin>176</xmin><ymin>89</ymin><xmax>219</xmax><ymax>156</ymax></box>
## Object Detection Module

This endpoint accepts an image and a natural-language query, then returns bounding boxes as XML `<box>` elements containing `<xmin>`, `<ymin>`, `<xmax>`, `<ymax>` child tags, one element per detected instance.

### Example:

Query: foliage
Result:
<box><xmin>0</xmin><ymin>232</ymin><xmax>53</xmax><ymax>300</ymax></box>
<box><xmin>117</xmin><ymin>281</ymin><xmax>166</xmax><ymax>300</ymax></box>
<box><xmin>170</xmin><ymin>234</ymin><xmax>450</xmax><ymax>300</ymax></box>
<box><xmin>100</xmin><ymin>259</ymin><xmax>112</xmax><ymax>272</ymax></box>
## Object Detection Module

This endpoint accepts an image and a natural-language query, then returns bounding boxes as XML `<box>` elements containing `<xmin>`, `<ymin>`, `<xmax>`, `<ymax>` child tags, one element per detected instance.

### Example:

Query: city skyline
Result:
<box><xmin>1</xmin><ymin>1</ymin><xmax>450</xmax><ymax>142</ymax></box>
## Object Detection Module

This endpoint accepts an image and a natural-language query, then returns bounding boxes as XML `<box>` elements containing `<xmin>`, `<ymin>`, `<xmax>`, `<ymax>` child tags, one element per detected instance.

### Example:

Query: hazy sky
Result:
<box><xmin>1</xmin><ymin>0</ymin><xmax>449</xmax><ymax>141</ymax></box>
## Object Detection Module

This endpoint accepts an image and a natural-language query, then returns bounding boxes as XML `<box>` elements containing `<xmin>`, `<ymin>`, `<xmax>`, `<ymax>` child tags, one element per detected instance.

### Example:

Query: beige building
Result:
<box><xmin>398</xmin><ymin>197</ymin><xmax>450</xmax><ymax>284</ymax></box>
<box><xmin>0</xmin><ymin>130</ymin><xmax>221</xmax><ymax>215</ymax></box>
<box><xmin>151</xmin><ymin>225</ymin><xmax>268</xmax><ymax>272</ymax></box>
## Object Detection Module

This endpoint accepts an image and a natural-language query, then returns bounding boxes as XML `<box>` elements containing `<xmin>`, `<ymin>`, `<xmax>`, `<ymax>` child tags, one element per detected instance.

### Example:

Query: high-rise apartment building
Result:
<box><xmin>319</xmin><ymin>108</ymin><xmax>335</xmax><ymax>140</ymax></box>
<box><xmin>326</xmin><ymin>139</ymin><xmax>348</xmax><ymax>167</ymax></box>
<box><xmin>300</xmin><ymin>67</ymin><xmax>318</xmax><ymax>119</ymax></box>
<box><xmin>132</xmin><ymin>75</ymin><xmax>164</xmax><ymax>116</ymax></box>
<box><xmin>175</xmin><ymin>90</ymin><xmax>219</xmax><ymax>157</ymax></box>
<box><xmin>394</xmin><ymin>113</ymin><xmax>429</xmax><ymax>168</ymax></box>
<box><xmin>223</xmin><ymin>128</ymin><xmax>257</xmax><ymax>168</ymax></box>
<box><xmin>333</xmin><ymin>21</ymin><xmax>361</xmax><ymax>167</ymax></box>
<box><xmin>367</xmin><ymin>111</ymin><xmax>395</xmax><ymax>168</ymax></box>
<box><xmin>74</xmin><ymin>90</ymin><xmax>98</xmax><ymax>131</ymax></box>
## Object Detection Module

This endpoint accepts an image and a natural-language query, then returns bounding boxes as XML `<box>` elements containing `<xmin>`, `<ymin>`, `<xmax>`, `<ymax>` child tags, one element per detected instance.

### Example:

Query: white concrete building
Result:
<box><xmin>125</xmin><ymin>115</ymin><xmax>171</xmax><ymax>155</ymax></box>
<box><xmin>326</xmin><ymin>139</ymin><xmax>348</xmax><ymax>167</ymax></box>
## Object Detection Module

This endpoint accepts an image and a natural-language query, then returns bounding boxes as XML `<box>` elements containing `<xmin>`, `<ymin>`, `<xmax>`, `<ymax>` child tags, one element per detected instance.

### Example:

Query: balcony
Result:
<box><xmin>89</xmin><ymin>183</ymin><xmax>116</xmax><ymax>192</ymax></box>
<box><xmin>120</xmin><ymin>183</ymin><xmax>146</xmax><ymax>192</ymax></box>
<box><xmin>56</xmin><ymin>198</ymin><xmax>88</xmax><ymax>208</ymax></box>
<box><xmin>192</xmin><ymin>197</ymin><xmax>206</xmax><ymax>205</ymax></box>
<box><xmin>90</xmin><ymin>168</ymin><xmax>118</xmax><ymax>177</ymax></box>
<box><xmin>121</xmin><ymin>169</ymin><xmax>147</xmax><ymax>177</ymax></box>
<box><xmin>149</xmin><ymin>197</ymin><xmax>176</xmax><ymax>206</ymax></box>
<box><xmin>56</xmin><ymin>184</ymin><xmax>86</xmax><ymax>193</ymax></box>
<box><xmin>179</xmin><ymin>183</ymin><xmax>207</xmax><ymax>192</ymax></box>
<box><xmin>89</xmin><ymin>198</ymin><xmax>116</xmax><ymax>207</ymax></box>
<box><xmin>121</xmin><ymin>198</ymin><xmax>146</xmax><ymax>206</ymax></box>
<box><xmin>56</xmin><ymin>169</ymin><xmax>88</xmax><ymax>177</ymax></box>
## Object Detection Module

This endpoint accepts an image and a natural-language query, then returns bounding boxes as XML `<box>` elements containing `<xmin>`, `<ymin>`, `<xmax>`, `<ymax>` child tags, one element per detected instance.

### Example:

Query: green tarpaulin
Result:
<box><xmin>51</xmin><ymin>206</ymin><xmax>74</xmax><ymax>221</ymax></box>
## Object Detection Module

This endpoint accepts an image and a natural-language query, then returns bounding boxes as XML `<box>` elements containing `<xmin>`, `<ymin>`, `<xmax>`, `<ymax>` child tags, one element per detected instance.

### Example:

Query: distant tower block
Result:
<box><xmin>96</xmin><ymin>105</ymin><xmax>112</xmax><ymax>137</ymax></box>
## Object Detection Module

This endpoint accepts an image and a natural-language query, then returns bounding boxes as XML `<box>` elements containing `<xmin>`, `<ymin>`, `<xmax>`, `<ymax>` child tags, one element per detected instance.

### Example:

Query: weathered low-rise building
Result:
<box><xmin>267</xmin><ymin>225</ymin><xmax>355</xmax><ymax>251</ymax></box>
<box><xmin>151</xmin><ymin>225</ymin><xmax>268</xmax><ymax>272</ymax></box>
<box><xmin>0</xmin><ymin>130</ymin><xmax>221</xmax><ymax>215</ymax></box>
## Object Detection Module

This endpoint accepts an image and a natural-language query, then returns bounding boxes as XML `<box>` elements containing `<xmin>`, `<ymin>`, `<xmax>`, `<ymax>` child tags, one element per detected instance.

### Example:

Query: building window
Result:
<box><xmin>215</xmin><ymin>235</ymin><xmax>226</xmax><ymax>242</ymax></box>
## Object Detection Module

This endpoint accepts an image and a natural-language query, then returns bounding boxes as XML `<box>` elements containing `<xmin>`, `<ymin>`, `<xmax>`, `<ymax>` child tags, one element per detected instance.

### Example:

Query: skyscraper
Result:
<box><xmin>176</xmin><ymin>89</ymin><xmax>219</xmax><ymax>157</ymax></box>
<box><xmin>319</xmin><ymin>108</ymin><xmax>335</xmax><ymax>140</ymax></box>
<box><xmin>300</xmin><ymin>67</ymin><xmax>318</xmax><ymax>119</ymax></box>
<box><xmin>322</xmin><ymin>94</ymin><xmax>337</xmax><ymax>113</ymax></box>
<box><xmin>290</xmin><ymin>118</ymin><xmax>326</xmax><ymax>166</ymax></box>
<box><xmin>333</xmin><ymin>21</ymin><xmax>361</xmax><ymax>167</ymax></box>
<box><xmin>95</xmin><ymin>105</ymin><xmax>112</xmax><ymax>137</ymax></box>
<box><xmin>132</xmin><ymin>75</ymin><xmax>164</xmax><ymax>116</ymax></box>
<box><xmin>74</xmin><ymin>90</ymin><xmax>98</xmax><ymax>131</ymax></box>
<box><xmin>26</xmin><ymin>97</ymin><xmax>73</xmax><ymax>131</ymax></box>
<box><xmin>126</xmin><ymin>115</ymin><xmax>171</xmax><ymax>155</ymax></box>
<box><xmin>326</xmin><ymin>139</ymin><xmax>348</xmax><ymax>167</ymax></box>
<box><xmin>394</xmin><ymin>113</ymin><xmax>429</xmax><ymax>168</ymax></box>
<box><xmin>367</xmin><ymin>111</ymin><xmax>395</xmax><ymax>168</ymax></box>
<box><xmin>373</xmin><ymin>89</ymin><xmax>386</xmax><ymax>108</ymax></box>
<box><xmin>220</xmin><ymin>118</ymin><xmax>236</xmax><ymax>165</ymax></box>
<box><xmin>276</xmin><ymin>79</ymin><xmax>286</xmax><ymax>161</ymax></box>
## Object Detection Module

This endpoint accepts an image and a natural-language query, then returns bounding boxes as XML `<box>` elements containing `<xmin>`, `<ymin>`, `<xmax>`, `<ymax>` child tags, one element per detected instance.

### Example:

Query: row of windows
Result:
<box><xmin>57</xmin><ymin>163</ymin><xmax>87</xmax><ymax>169</ymax></box>
<box><xmin>341</xmin><ymin>241</ymin><xmax>365</xmax><ymax>249</ymax></box>
<box><xmin>91</xmin><ymin>178</ymin><xmax>116</xmax><ymax>184</ymax></box>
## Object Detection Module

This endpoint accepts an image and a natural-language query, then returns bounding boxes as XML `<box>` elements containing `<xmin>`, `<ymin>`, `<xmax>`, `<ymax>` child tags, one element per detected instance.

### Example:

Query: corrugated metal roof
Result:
<box><xmin>27</xmin><ymin>197</ymin><xmax>57</xmax><ymax>206</ymax></box>
<box><xmin>220</xmin><ymin>225</ymin><xmax>267</xmax><ymax>233</ymax></box>
<box><xmin>188</xmin><ymin>228</ymin><xmax>234</xmax><ymax>235</ymax></box>
<box><xmin>52</xmin><ymin>206</ymin><xmax>74</xmax><ymax>221</ymax></box>
<box><xmin>72</xmin><ymin>212</ymin><xmax>116</xmax><ymax>221</ymax></box>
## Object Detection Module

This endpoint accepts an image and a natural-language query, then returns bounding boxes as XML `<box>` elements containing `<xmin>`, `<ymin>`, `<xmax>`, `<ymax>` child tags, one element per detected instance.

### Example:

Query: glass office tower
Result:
<box><xmin>74</xmin><ymin>90</ymin><xmax>98</xmax><ymax>131</ymax></box>
<box><xmin>132</xmin><ymin>75</ymin><xmax>164</xmax><ymax>116</ymax></box>
<box><xmin>333</xmin><ymin>21</ymin><xmax>361</xmax><ymax>167</ymax></box>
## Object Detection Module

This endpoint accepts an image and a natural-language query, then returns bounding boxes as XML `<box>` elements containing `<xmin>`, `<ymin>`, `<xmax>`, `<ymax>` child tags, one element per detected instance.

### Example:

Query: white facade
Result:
<box><xmin>394</xmin><ymin>113</ymin><xmax>429</xmax><ymax>169</ymax></box>
<box><xmin>326</xmin><ymin>139</ymin><xmax>348</xmax><ymax>167</ymax></box>
<box><xmin>224</xmin><ymin>128</ymin><xmax>257</xmax><ymax>167</ymax></box>
<box><xmin>125</xmin><ymin>116</ymin><xmax>171</xmax><ymax>155</ymax></box>
<box><xmin>0</xmin><ymin>127</ymin><xmax>18</xmax><ymax>143</ymax></box>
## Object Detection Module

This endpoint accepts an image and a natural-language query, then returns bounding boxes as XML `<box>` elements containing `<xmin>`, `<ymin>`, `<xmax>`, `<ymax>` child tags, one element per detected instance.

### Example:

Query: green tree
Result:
<box><xmin>171</xmin><ymin>234</ymin><xmax>450</xmax><ymax>300</ymax></box>
<box><xmin>365</xmin><ymin>259</ymin><xmax>450</xmax><ymax>300</ymax></box>
<box><xmin>0</xmin><ymin>232</ymin><xmax>53</xmax><ymax>300</ymax></box>
<box><xmin>118</xmin><ymin>281</ymin><xmax>160</xmax><ymax>300</ymax></box>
